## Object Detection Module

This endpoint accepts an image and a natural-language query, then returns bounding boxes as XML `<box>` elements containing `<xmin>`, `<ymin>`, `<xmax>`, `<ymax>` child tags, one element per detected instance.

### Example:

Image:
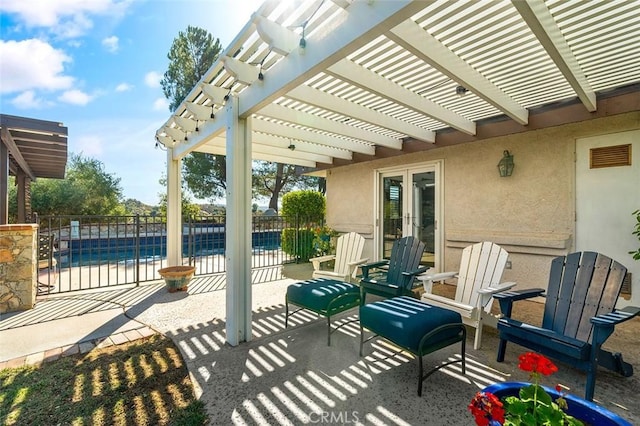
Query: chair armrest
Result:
<box><xmin>347</xmin><ymin>258</ymin><xmax>369</xmax><ymax>267</ymax></box>
<box><xmin>494</xmin><ymin>288</ymin><xmax>545</xmax><ymax>318</ymax></box>
<box><xmin>360</xmin><ymin>260</ymin><xmax>389</xmax><ymax>279</ymax></box>
<box><xmin>310</xmin><ymin>254</ymin><xmax>335</xmax><ymax>271</ymax></box>
<box><xmin>418</xmin><ymin>271</ymin><xmax>456</xmax><ymax>293</ymax></box>
<box><xmin>417</xmin><ymin>271</ymin><xmax>458</xmax><ymax>283</ymax></box>
<box><xmin>591</xmin><ymin>306</ymin><xmax>640</xmax><ymax>326</ymax></box>
<box><xmin>401</xmin><ymin>266</ymin><xmax>430</xmax><ymax>290</ymax></box>
<box><xmin>477</xmin><ymin>282</ymin><xmax>517</xmax><ymax>310</ymax></box>
<box><xmin>402</xmin><ymin>266</ymin><xmax>430</xmax><ymax>279</ymax></box>
<box><xmin>477</xmin><ymin>282</ymin><xmax>517</xmax><ymax>296</ymax></box>
<box><xmin>493</xmin><ymin>288</ymin><xmax>545</xmax><ymax>302</ymax></box>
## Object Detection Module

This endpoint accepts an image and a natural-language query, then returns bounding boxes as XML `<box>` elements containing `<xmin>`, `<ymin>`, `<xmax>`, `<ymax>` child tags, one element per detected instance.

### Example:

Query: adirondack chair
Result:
<box><xmin>495</xmin><ymin>251</ymin><xmax>640</xmax><ymax>401</ymax></box>
<box><xmin>360</xmin><ymin>236</ymin><xmax>428</xmax><ymax>304</ymax></box>
<box><xmin>418</xmin><ymin>242</ymin><xmax>516</xmax><ymax>350</ymax></box>
<box><xmin>310</xmin><ymin>232</ymin><xmax>368</xmax><ymax>283</ymax></box>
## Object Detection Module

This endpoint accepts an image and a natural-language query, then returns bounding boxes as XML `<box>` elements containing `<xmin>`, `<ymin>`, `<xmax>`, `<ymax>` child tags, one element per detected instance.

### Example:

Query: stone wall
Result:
<box><xmin>0</xmin><ymin>224</ymin><xmax>37</xmax><ymax>313</ymax></box>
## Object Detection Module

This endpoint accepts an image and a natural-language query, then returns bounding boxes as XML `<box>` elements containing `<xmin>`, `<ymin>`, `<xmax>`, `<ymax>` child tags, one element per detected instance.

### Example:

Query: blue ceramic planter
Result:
<box><xmin>483</xmin><ymin>382</ymin><xmax>631</xmax><ymax>426</ymax></box>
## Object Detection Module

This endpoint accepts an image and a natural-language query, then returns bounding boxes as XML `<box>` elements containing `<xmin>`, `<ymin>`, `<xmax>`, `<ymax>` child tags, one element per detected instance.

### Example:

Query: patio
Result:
<box><xmin>1</xmin><ymin>264</ymin><xmax>638</xmax><ymax>424</ymax></box>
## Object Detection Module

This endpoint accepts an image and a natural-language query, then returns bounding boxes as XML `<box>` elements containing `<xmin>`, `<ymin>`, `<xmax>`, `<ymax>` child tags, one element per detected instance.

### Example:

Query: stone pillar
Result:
<box><xmin>0</xmin><ymin>224</ymin><xmax>38</xmax><ymax>313</ymax></box>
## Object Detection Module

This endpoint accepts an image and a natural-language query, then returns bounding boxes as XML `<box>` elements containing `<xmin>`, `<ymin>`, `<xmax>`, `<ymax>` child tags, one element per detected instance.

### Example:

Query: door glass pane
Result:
<box><xmin>411</xmin><ymin>171</ymin><xmax>435</xmax><ymax>267</ymax></box>
<box><xmin>382</xmin><ymin>175</ymin><xmax>403</xmax><ymax>259</ymax></box>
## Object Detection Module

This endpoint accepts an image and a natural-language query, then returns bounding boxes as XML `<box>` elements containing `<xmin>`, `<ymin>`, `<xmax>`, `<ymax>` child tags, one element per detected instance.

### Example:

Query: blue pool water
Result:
<box><xmin>57</xmin><ymin>230</ymin><xmax>282</xmax><ymax>268</ymax></box>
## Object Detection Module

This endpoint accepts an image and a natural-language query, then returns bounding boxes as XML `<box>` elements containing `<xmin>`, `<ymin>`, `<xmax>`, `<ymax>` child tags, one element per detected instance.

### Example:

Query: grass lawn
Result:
<box><xmin>0</xmin><ymin>334</ymin><xmax>208</xmax><ymax>425</ymax></box>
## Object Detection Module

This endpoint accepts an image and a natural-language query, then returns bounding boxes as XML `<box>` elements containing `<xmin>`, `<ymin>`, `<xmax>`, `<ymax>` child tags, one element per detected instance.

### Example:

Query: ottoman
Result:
<box><xmin>285</xmin><ymin>278</ymin><xmax>360</xmax><ymax>345</ymax></box>
<box><xmin>359</xmin><ymin>296</ymin><xmax>466</xmax><ymax>396</ymax></box>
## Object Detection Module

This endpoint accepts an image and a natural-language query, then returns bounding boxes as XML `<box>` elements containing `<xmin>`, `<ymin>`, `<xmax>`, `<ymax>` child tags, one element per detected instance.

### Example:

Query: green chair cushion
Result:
<box><xmin>286</xmin><ymin>278</ymin><xmax>359</xmax><ymax>314</ymax></box>
<box><xmin>360</xmin><ymin>296</ymin><xmax>462</xmax><ymax>355</ymax></box>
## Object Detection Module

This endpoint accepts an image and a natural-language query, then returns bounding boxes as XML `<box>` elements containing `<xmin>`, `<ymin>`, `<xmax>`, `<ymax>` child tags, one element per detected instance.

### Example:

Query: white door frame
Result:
<box><xmin>373</xmin><ymin>160</ymin><xmax>443</xmax><ymax>267</ymax></box>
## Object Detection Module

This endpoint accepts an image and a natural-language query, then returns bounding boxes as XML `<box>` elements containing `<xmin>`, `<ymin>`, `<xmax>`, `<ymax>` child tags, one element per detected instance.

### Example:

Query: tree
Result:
<box><xmin>7</xmin><ymin>153</ymin><xmax>126</xmax><ymax>219</ymax></box>
<box><xmin>160</xmin><ymin>26</ymin><xmax>222</xmax><ymax>112</ymax></box>
<box><xmin>161</xmin><ymin>26</ymin><xmax>318</xmax><ymax>208</ymax></box>
<box><xmin>252</xmin><ymin>161</ymin><xmax>318</xmax><ymax>210</ymax></box>
<box><xmin>182</xmin><ymin>152</ymin><xmax>226</xmax><ymax>200</ymax></box>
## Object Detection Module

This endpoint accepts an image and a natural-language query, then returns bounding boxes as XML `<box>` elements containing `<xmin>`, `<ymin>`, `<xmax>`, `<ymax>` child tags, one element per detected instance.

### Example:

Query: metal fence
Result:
<box><xmin>36</xmin><ymin>214</ymin><xmax>322</xmax><ymax>294</ymax></box>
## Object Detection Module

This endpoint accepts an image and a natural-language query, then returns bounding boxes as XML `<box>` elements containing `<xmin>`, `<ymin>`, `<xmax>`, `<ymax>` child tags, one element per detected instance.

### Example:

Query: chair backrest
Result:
<box><xmin>38</xmin><ymin>233</ymin><xmax>54</xmax><ymax>261</ymax></box>
<box><xmin>387</xmin><ymin>236</ymin><xmax>425</xmax><ymax>288</ymax></box>
<box><xmin>333</xmin><ymin>232</ymin><xmax>366</xmax><ymax>276</ymax></box>
<box><xmin>543</xmin><ymin>251</ymin><xmax>627</xmax><ymax>343</ymax></box>
<box><xmin>456</xmin><ymin>242</ymin><xmax>509</xmax><ymax>312</ymax></box>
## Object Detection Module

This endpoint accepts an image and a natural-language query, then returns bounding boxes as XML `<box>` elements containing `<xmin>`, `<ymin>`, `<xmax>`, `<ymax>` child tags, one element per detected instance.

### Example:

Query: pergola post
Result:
<box><xmin>166</xmin><ymin>147</ymin><xmax>182</xmax><ymax>266</ymax></box>
<box><xmin>0</xmin><ymin>142</ymin><xmax>7</xmax><ymax>225</ymax></box>
<box><xmin>225</xmin><ymin>95</ymin><xmax>252</xmax><ymax>346</ymax></box>
<box><xmin>16</xmin><ymin>170</ymin><xmax>27</xmax><ymax>223</ymax></box>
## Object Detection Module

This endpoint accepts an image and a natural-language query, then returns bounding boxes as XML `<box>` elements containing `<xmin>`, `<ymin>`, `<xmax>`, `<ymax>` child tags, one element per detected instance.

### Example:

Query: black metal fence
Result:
<box><xmin>36</xmin><ymin>214</ymin><xmax>323</xmax><ymax>294</ymax></box>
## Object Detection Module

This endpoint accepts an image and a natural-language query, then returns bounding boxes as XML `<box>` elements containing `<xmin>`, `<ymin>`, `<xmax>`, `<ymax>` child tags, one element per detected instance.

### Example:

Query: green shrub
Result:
<box><xmin>281</xmin><ymin>190</ymin><xmax>325</xmax><ymax>224</ymax></box>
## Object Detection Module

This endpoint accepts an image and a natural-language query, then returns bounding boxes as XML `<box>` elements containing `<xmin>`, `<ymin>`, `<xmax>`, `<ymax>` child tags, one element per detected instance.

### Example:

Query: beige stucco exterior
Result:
<box><xmin>326</xmin><ymin>111</ymin><xmax>640</xmax><ymax>301</ymax></box>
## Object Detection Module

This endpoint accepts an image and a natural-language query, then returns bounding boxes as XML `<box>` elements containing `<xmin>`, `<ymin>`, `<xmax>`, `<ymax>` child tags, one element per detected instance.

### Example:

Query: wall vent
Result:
<box><xmin>590</xmin><ymin>144</ymin><xmax>632</xmax><ymax>169</ymax></box>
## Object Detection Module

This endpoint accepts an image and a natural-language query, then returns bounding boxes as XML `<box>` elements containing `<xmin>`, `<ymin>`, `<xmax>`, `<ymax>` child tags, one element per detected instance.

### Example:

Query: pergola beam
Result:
<box><xmin>513</xmin><ymin>0</ymin><xmax>596</xmax><ymax>112</ymax></box>
<box><xmin>252</xmin><ymin>117</ymin><xmax>376</xmax><ymax>155</ymax></box>
<box><xmin>388</xmin><ymin>19</ymin><xmax>530</xmax><ymax>125</ymax></box>
<box><xmin>287</xmin><ymin>84</ymin><xmax>434</xmax><ymax>142</ymax></box>
<box><xmin>327</xmin><ymin>59</ymin><xmax>476</xmax><ymax>135</ymax></box>
<box><xmin>1</xmin><ymin>127</ymin><xmax>36</xmax><ymax>181</ymax></box>
<box><xmin>258</xmin><ymin>103</ymin><xmax>401</xmax><ymax>148</ymax></box>
<box><xmin>239</xmin><ymin>1</ymin><xmax>427</xmax><ymax>117</ymax></box>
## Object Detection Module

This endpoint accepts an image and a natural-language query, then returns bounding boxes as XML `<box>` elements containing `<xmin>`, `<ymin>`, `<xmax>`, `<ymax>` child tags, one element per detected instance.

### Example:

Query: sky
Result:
<box><xmin>0</xmin><ymin>0</ymin><xmax>264</xmax><ymax>205</ymax></box>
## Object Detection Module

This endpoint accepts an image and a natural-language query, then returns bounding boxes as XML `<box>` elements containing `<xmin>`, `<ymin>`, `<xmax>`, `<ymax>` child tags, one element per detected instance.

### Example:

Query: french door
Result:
<box><xmin>375</xmin><ymin>162</ymin><xmax>442</xmax><ymax>268</ymax></box>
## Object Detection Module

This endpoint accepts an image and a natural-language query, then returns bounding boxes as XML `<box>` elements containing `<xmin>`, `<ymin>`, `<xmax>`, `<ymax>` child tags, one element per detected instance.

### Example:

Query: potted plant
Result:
<box><xmin>469</xmin><ymin>352</ymin><xmax>631</xmax><ymax>426</ymax></box>
<box><xmin>157</xmin><ymin>265</ymin><xmax>196</xmax><ymax>293</ymax></box>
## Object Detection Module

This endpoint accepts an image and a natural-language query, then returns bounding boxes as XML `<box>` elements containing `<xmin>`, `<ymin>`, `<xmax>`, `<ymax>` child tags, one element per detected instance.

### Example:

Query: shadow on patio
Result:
<box><xmin>167</xmin><ymin>301</ymin><xmax>640</xmax><ymax>425</ymax></box>
<box><xmin>1</xmin><ymin>262</ymin><xmax>638</xmax><ymax>424</ymax></box>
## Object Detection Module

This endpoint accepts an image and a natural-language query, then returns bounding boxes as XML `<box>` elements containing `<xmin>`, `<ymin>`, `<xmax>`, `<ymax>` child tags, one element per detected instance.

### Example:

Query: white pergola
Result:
<box><xmin>156</xmin><ymin>0</ymin><xmax>640</xmax><ymax>345</ymax></box>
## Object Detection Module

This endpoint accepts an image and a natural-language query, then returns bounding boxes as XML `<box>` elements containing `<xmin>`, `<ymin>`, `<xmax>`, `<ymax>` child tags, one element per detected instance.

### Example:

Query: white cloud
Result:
<box><xmin>115</xmin><ymin>82</ymin><xmax>133</xmax><ymax>92</ymax></box>
<box><xmin>153</xmin><ymin>98</ymin><xmax>169</xmax><ymax>111</ymax></box>
<box><xmin>10</xmin><ymin>90</ymin><xmax>52</xmax><ymax>109</ymax></box>
<box><xmin>74</xmin><ymin>135</ymin><xmax>104</xmax><ymax>157</ymax></box>
<box><xmin>0</xmin><ymin>39</ymin><xmax>73</xmax><ymax>94</ymax></box>
<box><xmin>59</xmin><ymin>89</ymin><xmax>93</xmax><ymax>105</ymax></box>
<box><xmin>144</xmin><ymin>71</ymin><xmax>162</xmax><ymax>88</ymax></box>
<box><xmin>102</xmin><ymin>35</ymin><xmax>119</xmax><ymax>53</ymax></box>
<box><xmin>0</xmin><ymin>0</ymin><xmax>130</xmax><ymax>39</ymax></box>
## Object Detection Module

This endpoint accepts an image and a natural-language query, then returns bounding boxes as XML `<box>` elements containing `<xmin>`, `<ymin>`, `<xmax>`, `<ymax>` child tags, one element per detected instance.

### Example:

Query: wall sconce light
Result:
<box><xmin>288</xmin><ymin>144</ymin><xmax>296</xmax><ymax>151</ymax></box>
<box><xmin>455</xmin><ymin>85</ymin><xmax>468</xmax><ymax>97</ymax></box>
<box><xmin>497</xmin><ymin>150</ymin><xmax>514</xmax><ymax>177</ymax></box>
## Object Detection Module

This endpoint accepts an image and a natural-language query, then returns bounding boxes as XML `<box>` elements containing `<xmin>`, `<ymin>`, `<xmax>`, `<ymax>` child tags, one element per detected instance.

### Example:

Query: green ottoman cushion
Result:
<box><xmin>286</xmin><ymin>278</ymin><xmax>359</xmax><ymax>314</ymax></box>
<box><xmin>360</xmin><ymin>296</ymin><xmax>463</xmax><ymax>355</ymax></box>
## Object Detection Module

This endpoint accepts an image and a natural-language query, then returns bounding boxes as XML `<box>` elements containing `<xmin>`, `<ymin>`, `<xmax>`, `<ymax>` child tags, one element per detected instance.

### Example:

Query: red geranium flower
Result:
<box><xmin>468</xmin><ymin>392</ymin><xmax>505</xmax><ymax>426</ymax></box>
<box><xmin>518</xmin><ymin>352</ymin><xmax>558</xmax><ymax>376</ymax></box>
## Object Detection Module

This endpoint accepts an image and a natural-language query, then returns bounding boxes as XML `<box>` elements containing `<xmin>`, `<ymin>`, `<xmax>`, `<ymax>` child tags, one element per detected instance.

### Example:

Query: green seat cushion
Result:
<box><xmin>287</xmin><ymin>278</ymin><xmax>359</xmax><ymax>314</ymax></box>
<box><xmin>360</xmin><ymin>296</ymin><xmax>463</xmax><ymax>355</ymax></box>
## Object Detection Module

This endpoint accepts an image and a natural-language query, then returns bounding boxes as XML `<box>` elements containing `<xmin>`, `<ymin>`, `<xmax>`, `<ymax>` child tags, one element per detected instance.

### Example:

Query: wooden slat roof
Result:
<box><xmin>0</xmin><ymin>114</ymin><xmax>68</xmax><ymax>180</ymax></box>
<box><xmin>156</xmin><ymin>0</ymin><xmax>640</xmax><ymax>169</ymax></box>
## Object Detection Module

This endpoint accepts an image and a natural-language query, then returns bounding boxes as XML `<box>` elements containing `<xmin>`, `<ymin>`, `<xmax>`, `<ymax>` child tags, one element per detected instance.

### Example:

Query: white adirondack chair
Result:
<box><xmin>311</xmin><ymin>232</ymin><xmax>368</xmax><ymax>283</ymax></box>
<box><xmin>417</xmin><ymin>241</ymin><xmax>516</xmax><ymax>350</ymax></box>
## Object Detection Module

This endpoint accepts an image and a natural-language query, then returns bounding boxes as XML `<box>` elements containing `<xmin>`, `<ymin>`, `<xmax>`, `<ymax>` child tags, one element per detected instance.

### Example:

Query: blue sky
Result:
<box><xmin>0</xmin><ymin>0</ymin><xmax>264</xmax><ymax>205</ymax></box>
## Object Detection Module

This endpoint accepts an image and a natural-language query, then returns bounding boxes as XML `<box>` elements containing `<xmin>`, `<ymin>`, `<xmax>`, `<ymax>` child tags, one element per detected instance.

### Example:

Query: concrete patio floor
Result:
<box><xmin>1</xmin><ymin>263</ymin><xmax>638</xmax><ymax>424</ymax></box>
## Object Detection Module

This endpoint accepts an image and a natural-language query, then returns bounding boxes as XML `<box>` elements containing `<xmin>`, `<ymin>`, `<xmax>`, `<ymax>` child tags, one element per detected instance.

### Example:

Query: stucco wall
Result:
<box><xmin>326</xmin><ymin>111</ymin><xmax>640</xmax><ymax>291</ymax></box>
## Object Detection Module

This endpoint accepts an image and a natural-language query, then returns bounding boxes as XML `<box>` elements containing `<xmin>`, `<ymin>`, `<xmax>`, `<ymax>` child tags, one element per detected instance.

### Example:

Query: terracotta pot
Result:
<box><xmin>483</xmin><ymin>382</ymin><xmax>631</xmax><ymax>426</ymax></box>
<box><xmin>158</xmin><ymin>266</ymin><xmax>195</xmax><ymax>293</ymax></box>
